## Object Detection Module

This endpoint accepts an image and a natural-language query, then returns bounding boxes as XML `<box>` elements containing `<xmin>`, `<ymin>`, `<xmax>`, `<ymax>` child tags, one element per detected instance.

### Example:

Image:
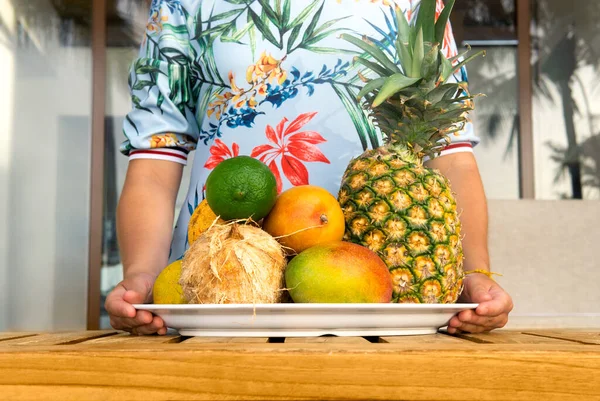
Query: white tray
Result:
<box><xmin>134</xmin><ymin>303</ymin><xmax>478</xmax><ymax>337</ymax></box>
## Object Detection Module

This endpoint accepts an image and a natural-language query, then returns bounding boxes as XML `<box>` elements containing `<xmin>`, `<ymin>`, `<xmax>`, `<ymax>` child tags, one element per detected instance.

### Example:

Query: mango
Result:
<box><xmin>285</xmin><ymin>241</ymin><xmax>393</xmax><ymax>303</ymax></box>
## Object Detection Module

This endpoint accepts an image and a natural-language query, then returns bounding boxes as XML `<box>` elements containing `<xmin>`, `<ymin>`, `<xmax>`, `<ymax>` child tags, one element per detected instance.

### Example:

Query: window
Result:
<box><xmin>451</xmin><ymin>0</ymin><xmax>520</xmax><ymax>199</ymax></box>
<box><xmin>0</xmin><ymin>0</ymin><xmax>93</xmax><ymax>330</ymax></box>
<box><xmin>533</xmin><ymin>0</ymin><xmax>600</xmax><ymax>199</ymax></box>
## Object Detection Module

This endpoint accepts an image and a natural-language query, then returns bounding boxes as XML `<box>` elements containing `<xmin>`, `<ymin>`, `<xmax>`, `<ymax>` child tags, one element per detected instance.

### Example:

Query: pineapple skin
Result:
<box><xmin>338</xmin><ymin>145</ymin><xmax>464</xmax><ymax>304</ymax></box>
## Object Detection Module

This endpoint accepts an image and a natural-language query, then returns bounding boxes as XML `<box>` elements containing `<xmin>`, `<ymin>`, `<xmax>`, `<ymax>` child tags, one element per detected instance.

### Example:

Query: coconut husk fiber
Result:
<box><xmin>180</xmin><ymin>222</ymin><xmax>287</xmax><ymax>304</ymax></box>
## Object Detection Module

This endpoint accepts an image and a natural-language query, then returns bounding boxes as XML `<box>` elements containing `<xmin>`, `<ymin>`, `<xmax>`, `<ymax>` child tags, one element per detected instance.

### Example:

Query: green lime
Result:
<box><xmin>205</xmin><ymin>156</ymin><xmax>278</xmax><ymax>221</ymax></box>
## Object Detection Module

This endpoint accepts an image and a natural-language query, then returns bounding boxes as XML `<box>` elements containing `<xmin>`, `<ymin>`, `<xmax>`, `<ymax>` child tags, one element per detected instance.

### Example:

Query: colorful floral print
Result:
<box><xmin>122</xmin><ymin>0</ymin><xmax>480</xmax><ymax>260</ymax></box>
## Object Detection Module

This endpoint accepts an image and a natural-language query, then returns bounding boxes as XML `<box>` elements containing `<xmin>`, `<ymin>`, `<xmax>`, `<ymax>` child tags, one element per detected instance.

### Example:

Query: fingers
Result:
<box><xmin>476</xmin><ymin>292</ymin><xmax>513</xmax><ymax>317</ymax></box>
<box><xmin>123</xmin><ymin>289</ymin><xmax>149</xmax><ymax>305</ymax></box>
<box><xmin>457</xmin><ymin>309</ymin><xmax>497</xmax><ymax>326</ymax></box>
<box><xmin>464</xmin><ymin>283</ymin><xmax>493</xmax><ymax>303</ymax></box>
<box><xmin>105</xmin><ymin>277</ymin><xmax>153</xmax><ymax>319</ymax></box>
<box><xmin>130</xmin><ymin>316</ymin><xmax>166</xmax><ymax>336</ymax></box>
<box><xmin>447</xmin><ymin>312</ymin><xmax>509</xmax><ymax>334</ymax></box>
<box><xmin>105</xmin><ymin>275</ymin><xmax>163</xmax><ymax>335</ymax></box>
<box><xmin>105</xmin><ymin>284</ymin><xmax>137</xmax><ymax>319</ymax></box>
<box><xmin>109</xmin><ymin>310</ymin><xmax>154</xmax><ymax>330</ymax></box>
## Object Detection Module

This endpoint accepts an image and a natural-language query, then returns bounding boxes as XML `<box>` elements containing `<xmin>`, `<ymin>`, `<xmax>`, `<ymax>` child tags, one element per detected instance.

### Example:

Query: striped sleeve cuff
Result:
<box><xmin>423</xmin><ymin>143</ymin><xmax>473</xmax><ymax>162</ymax></box>
<box><xmin>129</xmin><ymin>148</ymin><xmax>188</xmax><ymax>165</ymax></box>
<box><xmin>439</xmin><ymin>143</ymin><xmax>473</xmax><ymax>156</ymax></box>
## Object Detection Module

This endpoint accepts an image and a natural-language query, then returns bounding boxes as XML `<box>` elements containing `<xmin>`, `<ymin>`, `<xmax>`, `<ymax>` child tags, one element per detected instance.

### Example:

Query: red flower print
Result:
<box><xmin>251</xmin><ymin>112</ymin><xmax>330</xmax><ymax>193</ymax></box>
<box><xmin>204</xmin><ymin>139</ymin><xmax>240</xmax><ymax>169</ymax></box>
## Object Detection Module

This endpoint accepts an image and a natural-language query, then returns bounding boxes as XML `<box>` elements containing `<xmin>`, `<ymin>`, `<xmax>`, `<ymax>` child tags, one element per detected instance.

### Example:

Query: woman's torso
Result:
<box><xmin>144</xmin><ymin>0</ymin><xmax>461</xmax><ymax>261</ymax></box>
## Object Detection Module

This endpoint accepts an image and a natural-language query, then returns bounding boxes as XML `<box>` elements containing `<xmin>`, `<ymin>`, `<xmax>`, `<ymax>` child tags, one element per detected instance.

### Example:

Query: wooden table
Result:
<box><xmin>1</xmin><ymin>329</ymin><xmax>599</xmax><ymax>400</ymax></box>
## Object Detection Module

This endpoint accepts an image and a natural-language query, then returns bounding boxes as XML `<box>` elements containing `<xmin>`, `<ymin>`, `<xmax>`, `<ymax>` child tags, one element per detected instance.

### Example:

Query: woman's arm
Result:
<box><xmin>426</xmin><ymin>152</ymin><xmax>490</xmax><ymax>273</ymax></box>
<box><xmin>118</xmin><ymin>159</ymin><xmax>183</xmax><ymax>278</ymax></box>
<box><xmin>426</xmin><ymin>152</ymin><xmax>513</xmax><ymax>333</ymax></box>
<box><xmin>105</xmin><ymin>159</ymin><xmax>183</xmax><ymax>335</ymax></box>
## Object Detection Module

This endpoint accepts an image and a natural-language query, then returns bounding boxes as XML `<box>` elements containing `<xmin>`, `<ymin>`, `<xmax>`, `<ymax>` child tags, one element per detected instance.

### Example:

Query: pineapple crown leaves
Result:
<box><xmin>340</xmin><ymin>0</ymin><xmax>485</xmax><ymax>159</ymax></box>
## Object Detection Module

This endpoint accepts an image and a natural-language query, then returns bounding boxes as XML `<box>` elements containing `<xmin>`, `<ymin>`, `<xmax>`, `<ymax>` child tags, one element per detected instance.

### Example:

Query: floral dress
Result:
<box><xmin>121</xmin><ymin>0</ymin><xmax>480</xmax><ymax>262</ymax></box>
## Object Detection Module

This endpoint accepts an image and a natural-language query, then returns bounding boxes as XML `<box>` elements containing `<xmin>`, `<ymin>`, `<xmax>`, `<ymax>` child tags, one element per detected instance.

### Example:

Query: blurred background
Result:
<box><xmin>0</xmin><ymin>0</ymin><xmax>598</xmax><ymax>331</ymax></box>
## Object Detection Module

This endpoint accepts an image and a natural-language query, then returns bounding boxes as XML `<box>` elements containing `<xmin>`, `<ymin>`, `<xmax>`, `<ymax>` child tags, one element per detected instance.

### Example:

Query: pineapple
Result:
<box><xmin>338</xmin><ymin>0</ymin><xmax>484</xmax><ymax>303</ymax></box>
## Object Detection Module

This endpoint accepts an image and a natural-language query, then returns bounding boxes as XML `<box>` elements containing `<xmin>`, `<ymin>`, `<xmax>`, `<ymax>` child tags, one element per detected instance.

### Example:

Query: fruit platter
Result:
<box><xmin>136</xmin><ymin>0</ymin><xmax>482</xmax><ymax>336</ymax></box>
<box><xmin>134</xmin><ymin>303</ymin><xmax>477</xmax><ymax>337</ymax></box>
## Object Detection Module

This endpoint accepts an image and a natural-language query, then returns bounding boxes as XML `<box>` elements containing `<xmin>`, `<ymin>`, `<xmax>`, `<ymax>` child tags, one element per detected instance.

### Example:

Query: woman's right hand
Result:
<box><xmin>105</xmin><ymin>272</ymin><xmax>167</xmax><ymax>335</ymax></box>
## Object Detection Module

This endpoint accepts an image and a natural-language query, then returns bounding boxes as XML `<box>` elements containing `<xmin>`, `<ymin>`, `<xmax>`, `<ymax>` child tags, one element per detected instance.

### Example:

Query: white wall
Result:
<box><xmin>488</xmin><ymin>200</ymin><xmax>600</xmax><ymax>328</ymax></box>
<box><xmin>0</xmin><ymin>0</ymin><xmax>16</xmax><ymax>331</ymax></box>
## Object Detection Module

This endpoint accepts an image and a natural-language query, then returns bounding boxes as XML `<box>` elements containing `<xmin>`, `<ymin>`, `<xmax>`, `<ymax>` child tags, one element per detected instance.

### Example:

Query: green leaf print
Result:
<box><xmin>187</xmin><ymin>0</ymin><xmax>350</xmax><ymax>59</ymax></box>
<box><xmin>132</xmin><ymin>95</ymin><xmax>152</xmax><ymax>114</ymax></box>
<box><xmin>287</xmin><ymin>24</ymin><xmax>302</xmax><ymax>53</ymax></box>
<box><xmin>312</xmin><ymin>16</ymin><xmax>350</xmax><ymax>37</ymax></box>
<box><xmin>125</xmin><ymin>116</ymin><xmax>140</xmax><ymax>135</ymax></box>
<box><xmin>257</xmin><ymin>0</ymin><xmax>281</xmax><ymax>29</ymax></box>
<box><xmin>207</xmin><ymin>9</ymin><xmax>243</xmax><ymax>23</ymax></box>
<box><xmin>288</xmin><ymin>0</ymin><xmax>320</xmax><ymax>32</ymax></box>
<box><xmin>331</xmin><ymin>83</ymin><xmax>379</xmax><ymax>150</ymax></box>
<box><xmin>157</xmin><ymin>92</ymin><xmax>165</xmax><ymax>112</ymax></box>
<box><xmin>302</xmin><ymin>46</ymin><xmax>358</xmax><ymax>55</ymax></box>
<box><xmin>161</xmin><ymin>23</ymin><xmax>189</xmax><ymax>35</ymax></box>
<box><xmin>135</xmin><ymin>65</ymin><xmax>162</xmax><ymax>75</ymax></box>
<box><xmin>168</xmin><ymin>64</ymin><xmax>191</xmax><ymax>109</ymax></box>
<box><xmin>282</xmin><ymin>0</ymin><xmax>291</xmax><ymax>28</ymax></box>
<box><xmin>196</xmin><ymin>85</ymin><xmax>220</xmax><ymax>133</ymax></box>
<box><xmin>133</xmin><ymin>80</ymin><xmax>154</xmax><ymax>90</ymax></box>
<box><xmin>159</xmin><ymin>46</ymin><xmax>189</xmax><ymax>64</ymax></box>
<box><xmin>301</xmin><ymin>1</ymin><xmax>324</xmax><ymax>44</ymax></box>
<box><xmin>248</xmin><ymin>12</ymin><xmax>257</xmax><ymax>60</ymax></box>
<box><xmin>221</xmin><ymin>21</ymin><xmax>254</xmax><ymax>44</ymax></box>
<box><xmin>197</xmin><ymin>24</ymin><xmax>230</xmax><ymax>41</ymax></box>
<box><xmin>194</xmin><ymin>4</ymin><xmax>203</xmax><ymax>39</ymax></box>
<box><xmin>304</xmin><ymin>28</ymin><xmax>347</xmax><ymax>47</ymax></box>
<box><xmin>248</xmin><ymin>7</ymin><xmax>281</xmax><ymax>49</ymax></box>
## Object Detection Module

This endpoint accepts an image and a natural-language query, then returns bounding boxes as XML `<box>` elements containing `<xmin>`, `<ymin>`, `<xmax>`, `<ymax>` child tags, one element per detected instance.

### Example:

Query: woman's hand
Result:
<box><xmin>447</xmin><ymin>273</ymin><xmax>514</xmax><ymax>334</ymax></box>
<box><xmin>105</xmin><ymin>272</ymin><xmax>167</xmax><ymax>335</ymax></box>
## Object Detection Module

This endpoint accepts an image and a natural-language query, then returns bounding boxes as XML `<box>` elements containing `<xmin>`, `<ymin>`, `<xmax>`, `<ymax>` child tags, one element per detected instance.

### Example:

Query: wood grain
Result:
<box><xmin>180</xmin><ymin>336</ymin><xmax>270</xmax><ymax>344</ymax></box>
<box><xmin>447</xmin><ymin>331</ymin><xmax>576</xmax><ymax>344</ymax></box>
<box><xmin>0</xmin><ymin>331</ymin><xmax>117</xmax><ymax>347</ymax></box>
<box><xmin>522</xmin><ymin>330</ymin><xmax>600</xmax><ymax>345</ymax></box>
<box><xmin>84</xmin><ymin>333</ymin><xmax>183</xmax><ymax>345</ymax></box>
<box><xmin>284</xmin><ymin>335</ymin><xmax>372</xmax><ymax>344</ymax></box>
<box><xmin>1</xmin><ymin>346</ymin><xmax>599</xmax><ymax>400</ymax></box>
<box><xmin>380</xmin><ymin>333</ymin><xmax>466</xmax><ymax>344</ymax></box>
<box><xmin>1</xmin><ymin>330</ymin><xmax>600</xmax><ymax>400</ymax></box>
<box><xmin>0</xmin><ymin>333</ymin><xmax>38</xmax><ymax>342</ymax></box>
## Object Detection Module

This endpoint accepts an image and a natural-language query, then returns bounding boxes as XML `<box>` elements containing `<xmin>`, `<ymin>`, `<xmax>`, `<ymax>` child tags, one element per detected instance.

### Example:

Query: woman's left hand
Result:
<box><xmin>447</xmin><ymin>273</ymin><xmax>514</xmax><ymax>334</ymax></box>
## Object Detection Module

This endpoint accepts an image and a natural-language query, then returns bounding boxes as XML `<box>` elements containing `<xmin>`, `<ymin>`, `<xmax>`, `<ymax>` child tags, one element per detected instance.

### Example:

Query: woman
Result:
<box><xmin>106</xmin><ymin>0</ymin><xmax>513</xmax><ymax>335</ymax></box>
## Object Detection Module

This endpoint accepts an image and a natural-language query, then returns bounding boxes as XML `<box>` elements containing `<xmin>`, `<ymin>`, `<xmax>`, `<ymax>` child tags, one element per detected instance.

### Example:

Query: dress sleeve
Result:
<box><xmin>433</xmin><ymin>0</ymin><xmax>481</xmax><ymax>158</ymax></box>
<box><xmin>120</xmin><ymin>0</ymin><xmax>199</xmax><ymax>165</ymax></box>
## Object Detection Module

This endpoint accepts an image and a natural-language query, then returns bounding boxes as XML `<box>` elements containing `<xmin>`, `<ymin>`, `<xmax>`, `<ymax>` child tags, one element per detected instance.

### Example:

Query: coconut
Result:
<box><xmin>180</xmin><ymin>222</ymin><xmax>287</xmax><ymax>304</ymax></box>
